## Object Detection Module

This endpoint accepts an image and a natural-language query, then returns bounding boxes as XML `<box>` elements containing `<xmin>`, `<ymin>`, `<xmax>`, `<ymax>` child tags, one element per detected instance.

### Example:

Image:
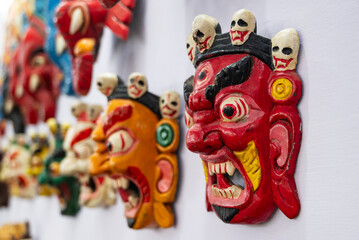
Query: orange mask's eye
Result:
<box><xmin>106</xmin><ymin>129</ymin><xmax>135</xmax><ymax>155</ymax></box>
<box><xmin>219</xmin><ymin>95</ymin><xmax>249</xmax><ymax>122</ymax></box>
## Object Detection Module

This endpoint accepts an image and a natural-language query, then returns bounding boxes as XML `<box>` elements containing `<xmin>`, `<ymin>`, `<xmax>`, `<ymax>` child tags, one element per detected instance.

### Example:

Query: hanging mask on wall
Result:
<box><xmin>38</xmin><ymin>119</ymin><xmax>81</xmax><ymax>216</ymax></box>
<box><xmin>184</xmin><ymin>9</ymin><xmax>302</xmax><ymax>224</ymax></box>
<box><xmin>8</xmin><ymin>16</ymin><xmax>62</xmax><ymax>125</ymax></box>
<box><xmin>59</xmin><ymin>102</ymin><xmax>117</xmax><ymax>208</ymax></box>
<box><xmin>54</xmin><ymin>0</ymin><xmax>136</xmax><ymax>96</ymax></box>
<box><xmin>0</xmin><ymin>150</ymin><xmax>9</xmax><ymax>207</ymax></box>
<box><xmin>28</xmin><ymin>132</ymin><xmax>54</xmax><ymax>196</ymax></box>
<box><xmin>44</xmin><ymin>0</ymin><xmax>75</xmax><ymax>96</ymax></box>
<box><xmin>0</xmin><ymin>135</ymin><xmax>36</xmax><ymax>198</ymax></box>
<box><xmin>90</xmin><ymin>73</ymin><xmax>180</xmax><ymax>229</ymax></box>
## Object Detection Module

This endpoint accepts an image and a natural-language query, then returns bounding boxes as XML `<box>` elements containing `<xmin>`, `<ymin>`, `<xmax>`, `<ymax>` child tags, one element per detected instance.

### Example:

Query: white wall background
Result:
<box><xmin>1</xmin><ymin>0</ymin><xmax>359</xmax><ymax>239</ymax></box>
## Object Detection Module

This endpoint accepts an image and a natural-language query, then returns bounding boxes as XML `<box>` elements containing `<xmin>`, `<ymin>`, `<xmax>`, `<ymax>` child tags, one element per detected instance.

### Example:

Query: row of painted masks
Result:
<box><xmin>0</xmin><ymin>72</ymin><xmax>181</xmax><ymax>229</ymax></box>
<box><xmin>0</xmin><ymin>5</ymin><xmax>303</xmax><ymax>229</ymax></box>
<box><xmin>1</xmin><ymin>0</ymin><xmax>136</xmax><ymax>126</ymax></box>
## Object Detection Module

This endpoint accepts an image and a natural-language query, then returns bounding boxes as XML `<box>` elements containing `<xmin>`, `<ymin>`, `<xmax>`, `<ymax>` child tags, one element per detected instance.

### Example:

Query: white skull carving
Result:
<box><xmin>127</xmin><ymin>72</ymin><xmax>147</xmax><ymax>99</ymax></box>
<box><xmin>271</xmin><ymin>28</ymin><xmax>300</xmax><ymax>71</ymax></box>
<box><xmin>186</xmin><ymin>33</ymin><xmax>196</xmax><ymax>63</ymax></box>
<box><xmin>96</xmin><ymin>73</ymin><xmax>118</xmax><ymax>96</ymax></box>
<box><xmin>230</xmin><ymin>9</ymin><xmax>256</xmax><ymax>45</ymax></box>
<box><xmin>192</xmin><ymin>14</ymin><xmax>220</xmax><ymax>53</ymax></box>
<box><xmin>159</xmin><ymin>90</ymin><xmax>181</xmax><ymax>119</ymax></box>
<box><xmin>87</xmin><ymin>104</ymin><xmax>103</xmax><ymax>121</ymax></box>
<box><xmin>71</xmin><ymin>101</ymin><xmax>88</xmax><ymax>119</ymax></box>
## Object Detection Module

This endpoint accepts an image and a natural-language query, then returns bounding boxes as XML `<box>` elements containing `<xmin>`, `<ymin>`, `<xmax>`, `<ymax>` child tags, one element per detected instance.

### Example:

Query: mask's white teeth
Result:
<box><xmin>29</xmin><ymin>74</ymin><xmax>40</xmax><ymax>93</ymax></box>
<box><xmin>56</xmin><ymin>34</ymin><xmax>67</xmax><ymax>55</ymax></box>
<box><xmin>226</xmin><ymin>161</ymin><xmax>235</xmax><ymax>176</ymax></box>
<box><xmin>15</xmin><ymin>85</ymin><xmax>24</xmax><ymax>98</ymax></box>
<box><xmin>230</xmin><ymin>185</ymin><xmax>242</xmax><ymax>198</ymax></box>
<box><xmin>128</xmin><ymin>195</ymin><xmax>139</xmax><ymax>208</ymax></box>
<box><xmin>212</xmin><ymin>185</ymin><xmax>242</xmax><ymax>199</ymax></box>
<box><xmin>208</xmin><ymin>161</ymin><xmax>236</xmax><ymax>176</ymax></box>
<box><xmin>208</xmin><ymin>162</ymin><xmax>214</xmax><ymax>176</ymax></box>
<box><xmin>118</xmin><ymin>177</ymin><xmax>129</xmax><ymax>189</ymax></box>
<box><xmin>124</xmin><ymin>202</ymin><xmax>132</xmax><ymax>210</ymax></box>
<box><xmin>69</xmin><ymin>7</ymin><xmax>84</xmax><ymax>35</ymax></box>
<box><xmin>81</xmin><ymin>185</ymin><xmax>91</xmax><ymax>194</ymax></box>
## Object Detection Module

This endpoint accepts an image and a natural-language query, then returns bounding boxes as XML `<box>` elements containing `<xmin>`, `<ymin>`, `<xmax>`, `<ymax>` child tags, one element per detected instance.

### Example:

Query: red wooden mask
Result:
<box><xmin>184</xmin><ymin>10</ymin><xmax>302</xmax><ymax>224</ymax></box>
<box><xmin>9</xmin><ymin>17</ymin><xmax>61</xmax><ymax>125</ymax></box>
<box><xmin>54</xmin><ymin>0</ymin><xmax>136</xmax><ymax>95</ymax></box>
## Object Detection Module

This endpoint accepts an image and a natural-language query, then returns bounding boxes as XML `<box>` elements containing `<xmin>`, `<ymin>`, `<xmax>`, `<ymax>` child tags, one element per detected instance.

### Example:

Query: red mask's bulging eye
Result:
<box><xmin>198</xmin><ymin>71</ymin><xmax>206</xmax><ymax>80</ymax></box>
<box><xmin>195</xmin><ymin>63</ymin><xmax>214</xmax><ymax>86</ymax></box>
<box><xmin>220</xmin><ymin>96</ymin><xmax>249</xmax><ymax>122</ymax></box>
<box><xmin>222</xmin><ymin>104</ymin><xmax>237</xmax><ymax>119</ymax></box>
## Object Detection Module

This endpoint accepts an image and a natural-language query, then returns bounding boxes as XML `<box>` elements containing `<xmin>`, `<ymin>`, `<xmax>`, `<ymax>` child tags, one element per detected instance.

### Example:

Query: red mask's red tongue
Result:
<box><xmin>118</xmin><ymin>188</ymin><xmax>129</xmax><ymax>202</ymax></box>
<box><xmin>216</xmin><ymin>174</ymin><xmax>232</xmax><ymax>189</ymax></box>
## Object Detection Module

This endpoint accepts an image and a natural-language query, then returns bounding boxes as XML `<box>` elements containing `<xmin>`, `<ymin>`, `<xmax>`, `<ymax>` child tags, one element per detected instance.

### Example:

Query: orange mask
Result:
<box><xmin>90</xmin><ymin>73</ymin><xmax>180</xmax><ymax>229</ymax></box>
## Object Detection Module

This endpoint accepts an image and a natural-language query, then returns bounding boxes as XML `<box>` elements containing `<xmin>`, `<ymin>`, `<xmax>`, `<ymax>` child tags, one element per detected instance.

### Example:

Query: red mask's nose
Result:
<box><xmin>186</xmin><ymin>124</ymin><xmax>223</xmax><ymax>155</ymax></box>
<box><xmin>188</xmin><ymin>88</ymin><xmax>213</xmax><ymax>112</ymax></box>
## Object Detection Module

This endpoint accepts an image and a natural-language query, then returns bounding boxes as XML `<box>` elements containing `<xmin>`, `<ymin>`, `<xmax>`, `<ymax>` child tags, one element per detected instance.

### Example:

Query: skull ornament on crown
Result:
<box><xmin>59</xmin><ymin>102</ymin><xmax>117</xmax><ymax>208</ymax></box>
<box><xmin>159</xmin><ymin>91</ymin><xmax>181</xmax><ymax>119</ymax></box>
<box><xmin>272</xmin><ymin>28</ymin><xmax>300</xmax><ymax>71</ymax></box>
<box><xmin>184</xmin><ymin>9</ymin><xmax>302</xmax><ymax>224</ymax></box>
<box><xmin>127</xmin><ymin>72</ymin><xmax>148</xmax><ymax>99</ymax></box>
<box><xmin>186</xmin><ymin>34</ymin><xmax>197</xmax><ymax>63</ymax></box>
<box><xmin>96</xmin><ymin>73</ymin><xmax>119</xmax><ymax>97</ymax></box>
<box><xmin>54</xmin><ymin>0</ymin><xmax>136</xmax><ymax>95</ymax></box>
<box><xmin>230</xmin><ymin>9</ymin><xmax>256</xmax><ymax>45</ymax></box>
<box><xmin>192</xmin><ymin>15</ymin><xmax>221</xmax><ymax>53</ymax></box>
<box><xmin>90</xmin><ymin>73</ymin><xmax>180</xmax><ymax>229</ymax></box>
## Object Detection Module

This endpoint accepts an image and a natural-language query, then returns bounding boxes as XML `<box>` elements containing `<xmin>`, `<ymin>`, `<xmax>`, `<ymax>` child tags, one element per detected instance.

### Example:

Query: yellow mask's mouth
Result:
<box><xmin>203</xmin><ymin>141</ymin><xmax>261</xmax><ymax>204</ymax></box>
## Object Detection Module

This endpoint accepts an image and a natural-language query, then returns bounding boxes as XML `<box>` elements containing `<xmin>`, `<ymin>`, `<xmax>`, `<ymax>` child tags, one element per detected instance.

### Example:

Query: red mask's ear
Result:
<box><xmin>269</xmin><ymin>71</ymin><xmax>302</xmax><ymax>219</ymax></box>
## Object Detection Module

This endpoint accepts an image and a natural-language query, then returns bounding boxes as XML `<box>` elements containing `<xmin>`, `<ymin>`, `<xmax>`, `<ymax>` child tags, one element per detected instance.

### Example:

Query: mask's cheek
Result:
<box><xmin>219</xmin><ymin>115</ymin><xmax>267</xmax><ymax>151</ymax></box>
<box><xmin>132</xmin><ymin>202</ymin><xmax>153</xmax><ymax>229</ymax></box>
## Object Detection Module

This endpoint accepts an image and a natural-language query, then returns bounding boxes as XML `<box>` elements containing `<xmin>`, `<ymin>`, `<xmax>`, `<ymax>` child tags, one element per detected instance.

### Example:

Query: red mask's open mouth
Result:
<box><xmin>202</xmin><ymin>141</ymin><xmax>260</xmax><ymax>207</ymax></box>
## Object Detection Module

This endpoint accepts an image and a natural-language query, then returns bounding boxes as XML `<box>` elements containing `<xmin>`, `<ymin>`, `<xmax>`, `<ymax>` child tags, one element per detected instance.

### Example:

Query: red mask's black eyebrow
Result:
<box><xmin>183</xmin><ymin>76</ymin><xmax>194</xmax><ymax>106</ymax></box>
<box><xmin>205</xmin><ymin>56</ymin><xmax>253</xmax><ymax>102</ymax></box>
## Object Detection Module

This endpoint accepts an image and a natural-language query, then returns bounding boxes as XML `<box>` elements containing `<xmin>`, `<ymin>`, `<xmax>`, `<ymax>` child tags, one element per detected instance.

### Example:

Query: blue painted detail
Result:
<box><xmin>44</xmin><ymin>0</ymin><xmax>75</xmax><ymax>96</ymax></box>
<box><xmin>34</xmin><ymin>0</ymin><xmax>46</xmax><ymax>19</ymax></box>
